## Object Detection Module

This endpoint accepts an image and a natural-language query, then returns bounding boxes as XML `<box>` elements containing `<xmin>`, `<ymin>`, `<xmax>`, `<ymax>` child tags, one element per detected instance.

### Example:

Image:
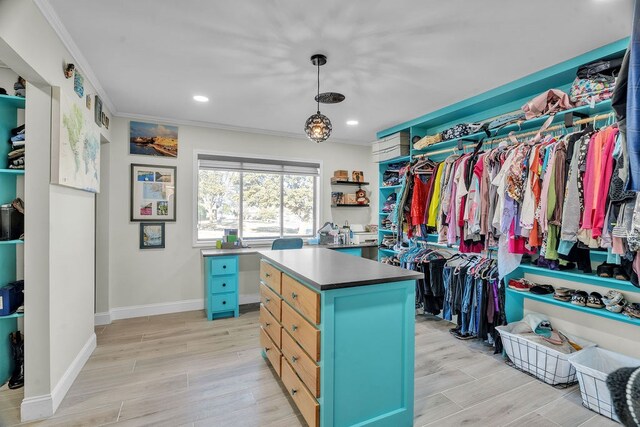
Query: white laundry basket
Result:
<box><xmin>568</xmin><ymin>347</ymin><xmax>640</xmax><ymax>422</ymax></box>
<box><xmin>496</xmin><ymin>323</ymin><xmax>596</xmax><ymax>386</ymax></box>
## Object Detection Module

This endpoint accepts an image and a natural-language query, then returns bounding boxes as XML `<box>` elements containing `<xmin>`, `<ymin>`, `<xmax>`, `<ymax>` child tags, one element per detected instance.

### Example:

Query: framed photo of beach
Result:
<box><xmin>130</xmin><ymin>164</ymin><xmax>177</xmax><ymax>222</ymax></box>
<box><xmin>140</xmin><ymin>222</ymin><xmax>165</xmax><ymax>249</ymax></box>
<box><xmin>129</xmin><ymin>120</ymin><xmax>179</xmax><ymax>158</ymax></box>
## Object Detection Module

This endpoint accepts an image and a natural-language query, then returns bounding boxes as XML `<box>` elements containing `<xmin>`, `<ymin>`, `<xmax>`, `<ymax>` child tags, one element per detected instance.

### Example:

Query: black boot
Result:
<box><xmin>8</xmin><ymin>331</ymin><xmax>23</xmax><ymax>389</ymax></box>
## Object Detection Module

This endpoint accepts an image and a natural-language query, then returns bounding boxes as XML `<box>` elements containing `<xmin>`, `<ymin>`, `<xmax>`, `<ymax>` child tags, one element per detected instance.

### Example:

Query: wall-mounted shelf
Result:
<box><xmin>0</xmin><ymin>94</ymin><xmax>26</xmax><ymax>109</ymax></box>
<box><xmin>330</xmin><ymin>180</ymin><xmax>369</xmax><ymax>186</ymax></box>
<box><xmin>0</xmin><ymin>240</ymin><xmax>23</xmax><ymax>246</ymax></box>
<box><xmin>506</xmin><ymin>288</ymin><xmax>640</xmax><ymax>327</ymax></box>
<box><xmin>518</xmin><ymin>264</ymin><xmax>639</xmax><ymax>292</ymax></box>
<box><xmin>0</xmin><ymin>312</ymin><xmax>24</xmax><ymax>320</ymax></box>
<box><xmin>331</xmin><ymin>204</ymin><xmax>370</xmax><ymax>208</ymax></box>
<box><xmin>0</xmin><ymin>169</ymin><xmax>25</xmax><ymax>176</ymax></box>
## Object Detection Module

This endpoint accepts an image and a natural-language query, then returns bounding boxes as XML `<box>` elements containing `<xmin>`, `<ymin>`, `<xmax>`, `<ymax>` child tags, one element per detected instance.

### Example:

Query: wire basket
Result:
<box><xmin>568</xmin><ymin>347</ymin><xmax>640</xmax><ymax>422</ymax></box>
<box><xmin>496</xmin><ymin>324</ymin><xmax>596</xmax><ymax>387</ymax></box>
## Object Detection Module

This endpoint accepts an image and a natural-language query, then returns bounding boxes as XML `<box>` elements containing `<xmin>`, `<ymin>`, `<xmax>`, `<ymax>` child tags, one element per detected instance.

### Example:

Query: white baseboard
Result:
<box><xmin>95</xmin><ymin>296</ymin><xmax>260</xmax><ymax>325</ymax></box>
<box><xmin>94</xmin><ymin>311</ymin><xmax>112</xmax><ymax>326</ymax></box>
<box><xmin>21</xmin><ymin>333</ymin><xmax>96</xmax><ymax>422</ymax></box>
<box><xmin>109</xmin><ymin>299</ymin><xmax>205</xmax><ymax>321</ymax></box>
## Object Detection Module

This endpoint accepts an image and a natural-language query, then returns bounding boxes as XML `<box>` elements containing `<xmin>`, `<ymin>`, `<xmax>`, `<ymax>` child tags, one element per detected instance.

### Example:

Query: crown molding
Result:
<box><xmin>115</xmin><ymin>111</ymin><xmax>370</xmax><ymax>146</ymax></box>
<box><xmin>33</xmin><ymin>0</ymin><xmax>117</xmax><ymax>114</ymax></box>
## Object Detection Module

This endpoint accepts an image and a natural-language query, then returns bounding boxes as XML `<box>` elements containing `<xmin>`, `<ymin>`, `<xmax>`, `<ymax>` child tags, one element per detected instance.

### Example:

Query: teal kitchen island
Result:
<box><xmin>257</xmin><ymin>247</ymin><xmax>421</xmax><ymax>427</ymax></box>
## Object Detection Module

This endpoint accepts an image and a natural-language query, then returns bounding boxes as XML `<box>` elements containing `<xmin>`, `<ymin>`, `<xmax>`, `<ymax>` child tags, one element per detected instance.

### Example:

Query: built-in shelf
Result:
<box><xmin>380</xmin><ymin>185</ymin><xmax>402</xmax><ymax>191</ymax></box>
<box><xmin>518</xmin><ymin>264</ymin><xmax>638</xmax><ymax>292</ymax></box>
<box><xmin>0</xmin><ymin>240</ymin><xmax>23</xmax><ymax>246</ymax></box>
<box><xmin>0</xmin><ymin>94</ymin><xmax>25</xmax><ymax>109</ymax></box>
<box><xmin>330</xmin><ymin>180</ymin><xmax>369</xmax><ymax>186</ymax></box>
<box><xmin>0</xmin><ymin>169</ymin><xmax>24</xmax><ymax>175</ymax></box>
<box><xmin>379</xmin><ymin>211</ymin><xmax>392</xmax><ymax>215</ymax></box>
<box><xmin>506</xmin><ymin>288</ymin><xmax>640</xmax><ymax>326</ymax></box>
<box><xmin>379</xmin><ymin>248</ymin><xmax>399</xmax><ymax>255</ymax></box>
<box><xmin>331</xmin><ymin>204</ymin><xmax>370</xmax><ymax>208</ymax></box>
<box><xmin>378</xmin><ymin>156</ymin><xmax>411</xmax><ymax>165</ymax></box>
<box><xmin>0</xmin><ymin>312</ymin><xmax>23</xmax><ymax>320</ymax></box>
<box><xmin>379</xmin><ymin>229</ymin><xmax>396</xmax><ymax>234</ymax></box>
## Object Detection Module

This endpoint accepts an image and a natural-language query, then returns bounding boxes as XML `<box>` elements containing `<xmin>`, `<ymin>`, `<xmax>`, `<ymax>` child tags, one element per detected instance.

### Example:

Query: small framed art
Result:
<box><xmin>140</xmin><ymin>222</ymin><xmax>165</xmax><ymax>249</ymax></box>
<box><xmin>130</xmin><ymin>163</ymin><xmax>177</xmax><ymax>221</ymax></box>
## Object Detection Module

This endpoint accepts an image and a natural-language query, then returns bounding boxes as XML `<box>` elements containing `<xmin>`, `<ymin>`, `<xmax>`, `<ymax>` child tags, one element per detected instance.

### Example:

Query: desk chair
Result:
<box><xmin>271</xmin><ymin>238</ymin><xmax>303</xmax><ymax>250</ymax></box>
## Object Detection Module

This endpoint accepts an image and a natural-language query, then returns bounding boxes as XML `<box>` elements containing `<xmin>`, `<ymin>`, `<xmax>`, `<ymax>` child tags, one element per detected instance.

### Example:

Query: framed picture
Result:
<box><xmin>94</xmin><ymin>95</ymin><xmax>103</xmax><ymax>127</ymax></box>
<box><xmin>73</xmin><ymin>70</ymin><xmax>84</xmax><ymax>97</ymax></box>
<box><xmin>130</xmin><ymin>164</ymin><xmax>177</xmax><ymax>221</ymax></box>
<box><xmin>140</xmin><ymin>222</ymin><xmax>165</xmax><ymax>249</ymax></box>
<box><xmin>129</xmin><ymin>120</ymin><xmax>178</xmax><ymax>158</ymax></box>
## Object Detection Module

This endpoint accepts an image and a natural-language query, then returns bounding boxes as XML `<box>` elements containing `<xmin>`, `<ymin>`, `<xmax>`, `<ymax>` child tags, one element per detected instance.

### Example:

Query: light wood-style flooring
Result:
<box><xmin>0</xmin><ymin>307</ymin><xmax>617</xmax><ymax>426</ymax></box>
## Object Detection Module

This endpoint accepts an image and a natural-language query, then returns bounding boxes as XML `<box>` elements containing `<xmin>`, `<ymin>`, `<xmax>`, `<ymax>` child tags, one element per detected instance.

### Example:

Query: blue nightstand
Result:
<box><xmin>205</xmin><ymin>256</ymin><xmax>239</xmax><ymax>320</ymax></box>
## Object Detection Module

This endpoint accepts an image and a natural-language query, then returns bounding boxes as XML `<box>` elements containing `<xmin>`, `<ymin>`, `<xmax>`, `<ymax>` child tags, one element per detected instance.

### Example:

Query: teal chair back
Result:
<box><xmin>271</xmin><ymin>238</ymin><xmax>303</xmax><ymax>250</ymax></box>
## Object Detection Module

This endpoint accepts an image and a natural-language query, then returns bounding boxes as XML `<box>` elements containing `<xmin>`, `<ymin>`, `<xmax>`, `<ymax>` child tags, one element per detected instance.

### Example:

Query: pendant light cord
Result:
<box><xmin>316</xmin><ymin>61</ymin><xmax>320</xmax><ymax>113</ymax></box>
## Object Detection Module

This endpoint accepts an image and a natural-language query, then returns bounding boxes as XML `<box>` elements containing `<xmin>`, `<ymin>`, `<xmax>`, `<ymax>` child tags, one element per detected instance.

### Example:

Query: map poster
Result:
<box><xmin>130</xmin><ymin>163</ymin><xmax>177</xmax><ymax>221</ymax></box>
<box><xmin>51</xmin><ymin>86</ymin><xmax>101</xmax><ymax>193</ymax></box>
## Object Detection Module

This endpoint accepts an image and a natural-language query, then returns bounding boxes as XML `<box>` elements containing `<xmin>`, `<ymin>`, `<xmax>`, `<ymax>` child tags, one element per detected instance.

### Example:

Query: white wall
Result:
<box><xmin>0</xmin><ymin>67</ymin><xmax>18</xmax><ymax>94</ymax></box>
<box><xmin>107</xmin><ymin>117</ymin><xmax>378</xmax><ymax>312</ymax></box>
<box><xmin>0</xmin><ymin>0</ymin><xmax>113</xmax><ymax>420</ymax></box>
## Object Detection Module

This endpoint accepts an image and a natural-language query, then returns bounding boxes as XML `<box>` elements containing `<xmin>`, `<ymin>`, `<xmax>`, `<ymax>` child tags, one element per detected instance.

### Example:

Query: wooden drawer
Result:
<box><xmin>259</xmin><ymin>304</ymin><xmax>282</xmax><ymax>348</ymax></box>
<box><xmin>259</xmin><ymin>283</ymin><xmax>282</xmax><ymax>321</ymax></box>
<box><xmin>210</xmin><ymin>292</ymin><xmax>236</xmax><ymax>313</ymax></box>
<box><xmin>260</xmin><ymin>260</ymin><xmax>282</xmax><ymax>294</ymax></box>
<box><xmin>282</xmin><ymin>274</ymin><xmax>320</xmax><ymax>324</ymax></box>
<box><xmin>210</xmin><ymin>275</ymin><xmax>237</xmax><ymax>294</ymax></box>
<box><xmin>281</xmin><ymin>359</ymin><xmax>319</xmax><ymax>427</ymax></box>
<box><xmin>282</xmin><ymin>329</ymin><xmax>320</xmax><ymax>397</ymax></box>
<box><xmin>209</xmin><ymin>256</ymin><xmax>238</xmax><ymax>276</ymax></box>
<box><xmin>260</xmin><ymin>327</ymin><xmax>282</xmax><ymax>377</ymax></box>
<box><xmin>281</xmin><ymin>303</ymin><xmax>320</xmax><ymax>362</ymax></box>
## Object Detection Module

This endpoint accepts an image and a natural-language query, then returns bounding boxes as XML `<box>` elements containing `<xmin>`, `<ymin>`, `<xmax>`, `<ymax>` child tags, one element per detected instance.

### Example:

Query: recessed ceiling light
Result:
<box><xmin>193</xmin><ymin>95</ymin><xmax>209</xmax><ymax>103</ymax></box>
<box><xmin>346</xmin><ymin>120</ymin><xmax>359</xmax><ymax>126</ymax></box>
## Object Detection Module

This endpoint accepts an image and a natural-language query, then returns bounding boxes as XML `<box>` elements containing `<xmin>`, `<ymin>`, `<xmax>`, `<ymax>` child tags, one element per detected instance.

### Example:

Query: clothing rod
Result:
<box><xmin>413</xmin><ymin>111</ymin><xmax>615</xmax><ymax>158</ymax></box>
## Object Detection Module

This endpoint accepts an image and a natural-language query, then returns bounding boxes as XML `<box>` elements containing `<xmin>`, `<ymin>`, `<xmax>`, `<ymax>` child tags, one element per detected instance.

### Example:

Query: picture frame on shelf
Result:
<box><xmin>130</xmin><ymin>163</ymin><xmax>177</xmax><ymax>222</ymax></box>
<box><xmin>139</xmin><ymin>222</ymin><xmax>165</xmax><ymax>249</ymax></box>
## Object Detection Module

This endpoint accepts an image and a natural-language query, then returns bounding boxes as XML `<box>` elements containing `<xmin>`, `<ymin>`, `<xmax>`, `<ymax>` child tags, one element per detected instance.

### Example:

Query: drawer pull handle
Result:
<box><xmin>291</xmin><ymin>325</ymin><xmax>298</xmax><ymax>332</ymax></box>
<box><xmin>291</xmin><ymin>292</ymin><xmax>298</xmax><ymax>299</ymax></box>
<box><xmin>265</xmin><ymin>297</ymin><xmax>271</xmax><ymax>303</ymax></box>
<box><xmin>265</xmin><ymin>322</ymin><xmax>271</xmax><ymax>327</ymax></box>
<box><xmin>291</xmin><ymin>356</ymin><xmax>298</xmax><ymax>363</ymax></box>
<box><xmin>223</xmin><ymin>265</ymin><xmax>227</xmax><ymax>269</ymax></box>
<box><xmin>291</xmin><ymin>388</ymin><xmax>297</xmax><ymax>396</ymax></box>
<box><xmin>222</xmin><ymin>283</ymin><xmax>226</xmax><ymax>287</ymax></box>
<box><xmin>265</xmin><ymin>347</ymin><xmax>270</xmax><ymax>352</ymax></box>
<box><xmin>222</xmin><ymin>301</ymin><xmax>227</xmax><ymax>305</ymax></box>
<box><xmin>265</xmin><ymin>273</ymin><xmax>271</xmax><ymax>278</ymax></box>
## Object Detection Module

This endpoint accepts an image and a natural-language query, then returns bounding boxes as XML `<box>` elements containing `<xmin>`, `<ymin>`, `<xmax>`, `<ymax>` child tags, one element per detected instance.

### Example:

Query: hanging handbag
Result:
<box><xmin>522</xmin><ymin>89</ymin><xmax>573</xmax><ymax>120</ymax></box>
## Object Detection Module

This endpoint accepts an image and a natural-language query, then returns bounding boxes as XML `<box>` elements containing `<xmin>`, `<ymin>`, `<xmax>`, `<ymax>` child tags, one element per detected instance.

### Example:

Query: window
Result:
<box><xmin>196</xmin><ymin>154</ymin><xmax>319</xmax><ymax>243</ymax></box>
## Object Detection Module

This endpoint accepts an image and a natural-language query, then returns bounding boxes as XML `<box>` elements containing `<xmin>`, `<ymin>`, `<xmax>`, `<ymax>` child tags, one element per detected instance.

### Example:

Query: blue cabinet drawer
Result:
<box><xmin>209</xmin><ymin>256</ymin><xmax>238</xmax><ymax>276</ymax></box>
<box><xmin>210</xmin><ymin>275</ymin><xmax>238</xmax><ymax>294</ymax></box>
<box><xmin>211</xmin><ymin>292</ymin><xmax>237</xmax><ymax>313</ymax></box>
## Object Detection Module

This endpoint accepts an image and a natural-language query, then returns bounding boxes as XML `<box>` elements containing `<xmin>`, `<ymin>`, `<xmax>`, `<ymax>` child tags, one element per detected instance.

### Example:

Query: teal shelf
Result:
<box><xmin>411</xmin><ymin>100</ymin><xmax>614</xmax><ymax>157</ymax></box>
<box><xmin>379</xmin><ymin>248</ymin><xmax>399</xmax><ymax>254</ymax></box>
<box><xmin>378</xmin><ymin>156</ymin><xmax>410</xmax><ymax>165</ymax></box>
<box><xmin>506</xmin><ymin>288</ymin><xmax>640</xmax><ymax>327</ymax></box>
<box><xmin>379</xmin><ymin>229</ymin><xmax>396</xmax><ymax>234</ymax></box>
<box><xmin>0</xmin><ymin>312</ymin><xmax>23</xmax><ymax>320</ymax></box>
<box><xmin>380</xmin><ymin>185</ymin><xmax>403</xmax><ymax>191</ymax></box>
<box><xmin>379</xmin><ymin>211</ymin><xmax>391</xmax><ymax>215</ymax></box>
<box><xmin>0</xmin><ymin>240</ymin><xmax>23</xmax><ymax>245</ymax></box>
<box><xmin>0</xmin><ymin>169</ymin><xmax>24</xmax><ymax>176</ymax></box>
<box><xmin>517</xmin><ymin>264</ymin><xmax>639</xmax><ymax>293</ymax></box>
<box><xmin>0</xmin><ymin>94</ymin><xmax>25</xmax><ymax>109</ymax></box>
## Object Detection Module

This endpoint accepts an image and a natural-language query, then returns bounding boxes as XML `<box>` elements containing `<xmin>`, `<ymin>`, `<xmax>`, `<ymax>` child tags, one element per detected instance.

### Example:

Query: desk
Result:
<box><xmin>201</xmin><ymin>243</ymin><xmax>377</xmax><ymax>321</ymax></box>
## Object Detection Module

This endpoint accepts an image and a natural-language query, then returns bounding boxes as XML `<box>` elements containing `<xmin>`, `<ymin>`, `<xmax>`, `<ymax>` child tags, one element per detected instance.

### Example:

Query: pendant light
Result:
<box><xmin>304</xmin><ymin>54</ymin><xmax>332</xmax><ymax>143</ymax></box>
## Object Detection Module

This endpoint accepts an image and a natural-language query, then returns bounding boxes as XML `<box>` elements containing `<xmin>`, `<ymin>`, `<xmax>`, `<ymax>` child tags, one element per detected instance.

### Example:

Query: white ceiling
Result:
<box><xmin>46</xmin><ymin>0</ymin><xmax>633</xmax><ymax>144</ymax></box>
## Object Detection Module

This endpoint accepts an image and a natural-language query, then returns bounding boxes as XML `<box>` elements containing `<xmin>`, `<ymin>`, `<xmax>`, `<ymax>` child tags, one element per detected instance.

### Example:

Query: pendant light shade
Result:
<box><xmin>305</xmin><ymin>54</ymin><xmax>332</xmax><ymax>143</ymax></box>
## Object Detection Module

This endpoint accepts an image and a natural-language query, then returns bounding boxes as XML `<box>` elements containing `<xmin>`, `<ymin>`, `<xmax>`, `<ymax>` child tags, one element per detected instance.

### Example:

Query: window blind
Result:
<box><xmin>198</xmin><ymin>154</ymin><xmax>320</xmax><ymax>176</ymax></box>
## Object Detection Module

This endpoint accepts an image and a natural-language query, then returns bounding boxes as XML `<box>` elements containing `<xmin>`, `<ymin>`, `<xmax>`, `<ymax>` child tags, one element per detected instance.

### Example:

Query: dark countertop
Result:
<box><xmin>201</xmin><ymin>242</ymin><xmax>377</xmax><ymax>257</ymax></box>
<box><xmin>258</xmin><ymin>247</ymin><xmax>422</xmax><ymax>291</ymax></box>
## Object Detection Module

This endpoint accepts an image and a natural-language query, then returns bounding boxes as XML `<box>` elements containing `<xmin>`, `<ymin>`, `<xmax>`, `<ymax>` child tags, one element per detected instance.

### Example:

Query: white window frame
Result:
<box><xmin>192</xmin><ymin>149</ymin><xmax>323</xmax><ymax>247</ymax></box>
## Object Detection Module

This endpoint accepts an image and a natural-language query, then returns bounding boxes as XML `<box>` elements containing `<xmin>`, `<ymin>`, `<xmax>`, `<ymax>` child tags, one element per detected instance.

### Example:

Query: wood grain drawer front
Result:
<box><xmin>281</xmin><ymin>303</ymin><xmax>320</xmax><ymax>362</ymax></box>
<box><xmin>281</xmin><ymin>359</ymin><xmax>319</xmax><ymax>427</ymax></box>
<box><xmin>259</xmin><ymin>304</ymin><xmax>281</xmax><ymax>348</ymax></box>
<box><xmin>260</xmin><ymin>327</ymin><xmax>282</xmax><ymax>377</ymax></box>
<box><xmin>209</xmin><ymin>257</ymin><xmax>237</xmax><ymax>276</ymax></box>
<box><xmin>281</xmin><ymin>329</ymin><xmax>320</xmax><ymax>398</ymax></box>
<box><xmin>260</xmin><ymin>261</ymin><xmax>282</xmax><ymax>294</ymax></box>
<box><xmin>282</xmin><ymin>274</ymin><xmax>320</xmax><ymax>324</ymax></box>
<box><xmin>259</xmin><ymin>283</ymin><xmax>282</xmax><ymax>321</ymax></box>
